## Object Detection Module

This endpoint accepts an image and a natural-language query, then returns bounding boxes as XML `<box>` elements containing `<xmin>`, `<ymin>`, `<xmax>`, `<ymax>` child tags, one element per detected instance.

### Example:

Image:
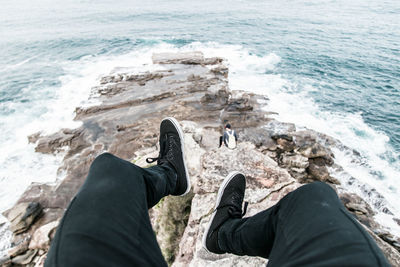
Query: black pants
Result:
<box><xmin>45</xmin><ymin>153</ymin><xmax>389</xmax><ymax>266</ymax></box>
<box><xmin>45</xmin><ymin>153</ymin><xmax>174</xmax><ymax>267</ymax></box>
<box><xmin>218</xmin><ymin>182</ymin><xmax>389</xmax><ymax>266</ymax></box>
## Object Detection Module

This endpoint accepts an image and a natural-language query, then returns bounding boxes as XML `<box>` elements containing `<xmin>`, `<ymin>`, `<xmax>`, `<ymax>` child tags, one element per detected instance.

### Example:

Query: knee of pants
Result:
<box><xmin>91</xmin><ymin>152</ymin><xmax>119</xmax><ymax>169</ymax></box>
<box><xmin>84</xmin><ymin>153</ymin><xmax>142</xmax><ymax>191</ymax></box>
<box><xmin>293</xmin><ymin>181</ymin><xmax>339</xmax><ymax>203</ymax></box>
<box><xmin>87</xmin><ymin>153</ymin><xmax>132</xmax><ymax>182</ymax></box>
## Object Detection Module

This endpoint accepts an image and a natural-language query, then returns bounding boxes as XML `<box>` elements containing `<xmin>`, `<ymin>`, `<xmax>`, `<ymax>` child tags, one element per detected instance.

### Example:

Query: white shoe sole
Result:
<box><xmin>162</xmin><ymin>117</ymin><xmax>191</xmax><ymax>196</ymax></box>
<box><xmin>202</xmin><ymin>171</ymin><xmax>244</xmax><ymax>253</ymax></box>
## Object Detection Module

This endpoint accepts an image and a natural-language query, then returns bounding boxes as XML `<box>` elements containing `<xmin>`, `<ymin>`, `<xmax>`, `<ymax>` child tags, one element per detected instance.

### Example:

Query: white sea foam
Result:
<box><xmin>0</xmin><ymin>222</ymin><xmax>11</xmax><ymax>258</ymax></box>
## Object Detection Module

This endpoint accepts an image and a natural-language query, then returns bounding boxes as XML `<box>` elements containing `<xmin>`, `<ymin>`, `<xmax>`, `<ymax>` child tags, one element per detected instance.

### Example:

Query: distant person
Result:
<box><xmin>45</xmin><ymin>118</ymin><xmax>389</xmax><ymax>267</ymax></box>
<box><xmin>219</xmin><ymin>123</ymin><xmax>238</xmax><ymax>149</ymax></box>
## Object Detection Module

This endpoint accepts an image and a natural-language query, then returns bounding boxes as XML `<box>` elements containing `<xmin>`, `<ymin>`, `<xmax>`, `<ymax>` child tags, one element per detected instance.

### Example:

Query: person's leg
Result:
<box><xmin>45</xmin><ymin>117</ymin><xmax>190</xmax><ymax>267</ymax></box>
<box><xmin>45</xmin><ymin>153</ymin><xmax>172</xmax><ymax>267</ymax></box>
<box><xmin>205</xmin><ymin>176</ymin><xmax>389</xmax><ymax>267</ymax></box>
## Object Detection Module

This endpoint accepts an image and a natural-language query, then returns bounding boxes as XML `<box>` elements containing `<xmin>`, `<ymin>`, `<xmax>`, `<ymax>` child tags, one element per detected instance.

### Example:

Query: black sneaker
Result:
<box><xmin>202</xmin><ymin>171</ymin><xmax>248</xmax><ymax>254</ymax></box>
<box><xmin>146</xmin><ymin>117</ymin><xmax>191</xmax><ymax>196</ymax></box>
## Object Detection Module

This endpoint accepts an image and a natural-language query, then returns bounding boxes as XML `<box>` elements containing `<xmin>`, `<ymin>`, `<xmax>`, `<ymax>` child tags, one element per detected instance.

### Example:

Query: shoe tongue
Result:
<box><xmin>167</xmin><ymin>133</ymin><xmax>179</xmax><ymax>143</ymax></box>
<box><xmin>231</xmin><ymin>192</ymin><xmax>242</xmax><ymax>203</ymax></box>
<box><xmin>160</xmin><ymin>135</ymin><xmax>169</xmax><ymax>155</ymax></box>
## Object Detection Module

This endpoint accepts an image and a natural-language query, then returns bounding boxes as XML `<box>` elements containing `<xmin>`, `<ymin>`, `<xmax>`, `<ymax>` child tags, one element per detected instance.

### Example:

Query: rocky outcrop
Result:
<box><xmin>30</xmin><ymin>129</ymin><xmax>86</xmax><ymax>154</ymax></box>
<box><xmin>152</xmin><ymin>51</ymin><xmax>223</xmax><ymax>65</ymax></box>
<box><xmin>11</xmin><ymin>249</ymin><xmax>37</xmax><ymax>265</ymax></box>
<box><xmin>2</xmin><ymin>51</ymin><xmax>400</xmax><ymax>266</ymax></box>
<box><xmin>4</xmin><ymin>203</ymin><xmax>42</xmax><ymax>235</ymax></box>
<box><xmin>28</xmin><ymin>221</ymin><xmax>58</xmax><ymax>251</ymax></box>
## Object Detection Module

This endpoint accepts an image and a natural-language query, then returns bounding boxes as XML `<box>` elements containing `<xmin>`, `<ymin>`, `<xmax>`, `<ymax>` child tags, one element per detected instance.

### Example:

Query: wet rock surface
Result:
<box><xmin>2</xmin><ymin>52</ymin><xmax>400</xmax><ymax>266</ymax></box>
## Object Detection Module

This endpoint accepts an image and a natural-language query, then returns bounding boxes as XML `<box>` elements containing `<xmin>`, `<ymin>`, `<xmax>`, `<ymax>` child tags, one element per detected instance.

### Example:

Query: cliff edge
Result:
<box><xmin>1</xmin><ymin>52</ymin><xmax>400</xmax><ymax>266</ymax></box>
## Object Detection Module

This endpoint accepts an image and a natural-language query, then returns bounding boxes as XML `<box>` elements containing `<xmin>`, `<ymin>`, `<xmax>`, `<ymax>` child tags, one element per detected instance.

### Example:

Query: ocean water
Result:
<box><xmin>1</xmin><ymin>0</ymin><xmax>400</xmax><ymax>253</ymax></box>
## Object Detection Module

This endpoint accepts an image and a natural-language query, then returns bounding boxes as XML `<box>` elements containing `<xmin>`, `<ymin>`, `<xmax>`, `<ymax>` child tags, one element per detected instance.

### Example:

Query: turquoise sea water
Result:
<box><xmin>0</xmin><ymin>0</ymin><xmax>400</xmax><ymax>250</ymax></box>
